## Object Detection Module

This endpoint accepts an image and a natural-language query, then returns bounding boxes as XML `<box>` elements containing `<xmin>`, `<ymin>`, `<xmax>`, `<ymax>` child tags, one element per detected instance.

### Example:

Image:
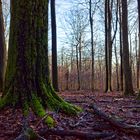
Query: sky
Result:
<box><xmin>2</xmin><ymin>0</ymin><xmax>138</xmax><ymax>57</ymax></box>
<box><xmin>2</xmin><ymin>0</ymin><xmax>74</xmax><ymax>51</ymax></box>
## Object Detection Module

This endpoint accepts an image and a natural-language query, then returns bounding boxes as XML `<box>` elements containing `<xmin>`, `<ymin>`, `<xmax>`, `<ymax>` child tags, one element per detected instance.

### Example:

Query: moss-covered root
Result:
<box><xmin>42</xmin><ymin>83</ymin><xmax>82</xmax><ymax>115</ymax></box>
<box><xmin>57</xmin><ymin>101</ymin><xmax>82</xmax><ymax>115</ymax></box>
<box><xmin>31</xmin><ymin>94</ymin><xmax>55</xmax><ymax>128</ymax></box>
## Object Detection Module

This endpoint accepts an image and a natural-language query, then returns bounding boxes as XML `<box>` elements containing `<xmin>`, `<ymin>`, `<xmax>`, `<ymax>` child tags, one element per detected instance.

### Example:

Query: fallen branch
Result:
<box><xmin>91</xmin><ymin>104</ymin><xmax>140</xmax><ymax>135</ymax></box>
<box><xmin>39</xmin><ymin>128</ymin><xmax>115</xmax><ymax>140</ymax></box>
<box><xmin>92</xmin><ymin>124</ymin><xmax>112</xmax><ymax>131</ymax></box>
<box><xmin>122</xmin><ymin>105</ymin><xmax>140</xmax><ymax>109</ymax></box>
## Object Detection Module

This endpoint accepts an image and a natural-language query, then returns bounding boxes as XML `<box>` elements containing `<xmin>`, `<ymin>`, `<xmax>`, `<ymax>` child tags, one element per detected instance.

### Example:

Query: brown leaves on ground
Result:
<box><xmin>0</xmin><ymin>91</ymin><xmax>140</xmax><ymax>140</ymax></box>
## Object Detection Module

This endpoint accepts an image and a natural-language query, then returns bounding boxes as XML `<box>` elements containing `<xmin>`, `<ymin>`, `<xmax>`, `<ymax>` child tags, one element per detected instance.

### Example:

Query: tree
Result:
<box><xmin>89</xmin><ymin>0</ymin><xmax>95</xmax><ymax>91</ymax></box>
<box><xmin>51</xmin><ymin>0</ymin><xmax>59</xmax><ymax>92</ymax></box>
<box><xmin>119</xmin><ymin>0</ymin><xmax>123</xmax><ymax>91</ymax></box>
<box><xmin>0</xmin><ymin>0</ymin><xmax>6</xmax><ymax>92</ymax></box>
<box><xmin>105</xmin><ymin>0</ymin><xmax>112</xmax><ymax>92</ymax></box>
<box><xmin>137</xmin><ymin>0</ymin><xmax>140</xmax><ymax>89</ymax></box>
<box><xmin>64</xmin><ymin>7</ymin><xmax>88</xmax><ymax>90</ymax></box>
<box><xmin>121</xmin><ymin>0</ymin><xmax>134</xmax><ymax>95</ymax></box>
<box><xmin>137</xmin><ymin>0</ymin><xmax>140</xmax><ymax>98</ymax></box>
<box><xmin>0</xmin><ymin>0</ymin><xmax>80</xmax><ymax>127</ymax></box>
<box><xmin>114</xmin><ymin>39</ymin><xmax>119</xmax><ymax>91</ymax></box>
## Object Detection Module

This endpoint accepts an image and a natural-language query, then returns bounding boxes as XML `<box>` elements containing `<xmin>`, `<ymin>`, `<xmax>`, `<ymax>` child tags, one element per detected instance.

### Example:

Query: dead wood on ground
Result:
<box><xmin>91</xmin><ymin>104</ymin><xmax>140</xmax><ymax>135</ymax></box>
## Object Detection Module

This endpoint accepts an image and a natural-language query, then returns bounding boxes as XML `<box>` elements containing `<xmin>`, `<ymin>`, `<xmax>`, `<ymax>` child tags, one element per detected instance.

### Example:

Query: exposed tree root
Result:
<box><xmin>90</xmin><ymin>104</ymin><xmax>140</xmax><ymax>135</ymax></box>
<box><xmin>39</xmin><ymin>128</ymin><xmax>115</xmax><ymax>140</ymax></box>
<box><xmin>0</xmin><ymin>83</ymin><xmax>82</xmax><ymax>128</ymax></box>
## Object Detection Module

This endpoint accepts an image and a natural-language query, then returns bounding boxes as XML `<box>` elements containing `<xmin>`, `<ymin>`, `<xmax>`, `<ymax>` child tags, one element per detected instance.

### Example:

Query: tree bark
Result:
<box><xmin>121</xmin><ymin>0</ymin><xmax>134</xmax><ymax>95</ymax></box>
<box><xmin>105</xmin><ymin>0</ymin><xmax>112</xmax><ymax>92</ymax></box>
<box><xmin>119</xmin><ymin>0</ymin><xmax>123</xmax><ymax>91</ymax></box>
<box><xmin>0</xmin><ymin>0</ymin><xmax>81</xmax><ymax>126</ymax></box>
<box><xmin>0</xmin><ymin>0</ymin><xmax>6</xmax><ymax>92</ymax></box>
<box><xmin>89</xmin><ymin>0</ymin><xmax>95</xmax><ymax>91</ymax></box>
<box><xmin>137</xmin><ymin>0</ymin><xmax>140</xmax><ymax>95</ymax></box>
<box><xmin>76</xmin><ymin>43</ymin><xmax>81</xmax><ymax>90</ymax></box>
<box><xmin>114</xmin><ymin>39</ymin><xmax>119</xmax><ymax>90</ymax></box>
<box><xmin>51</xmin><ymin>0</ymin><xmax>59</xmax><ymax>92</ymax></box>
<box><xmin>105</xmin><ymin>0</ymin><xmax>108</xmax><ymax>92</ymax></box>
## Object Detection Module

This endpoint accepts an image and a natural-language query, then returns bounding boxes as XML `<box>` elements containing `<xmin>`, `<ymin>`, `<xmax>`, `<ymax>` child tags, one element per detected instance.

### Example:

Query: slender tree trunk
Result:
<box><xmin>51</xmin><ymin>0</ymin><xmax>59</xmax><ymax>92</ymax></box>
<box><xmin>0</xmin><ymin>0</ymin><xmax>80</xmax><ymax>126</ymax></box>
<box><xmin>114</xmin><ymin>39</ymin><xmax>119</xmax><ymax>91</ymax></box>
<box><xmin>0</xmin><ymin>0</ymin><xmax>5</xmax><ymax>92</ymax></box>
<box><xmin>89</xmin><ymin>0</ymin><xmax>95</xmax><ymax>91</ymax></box>
<box><xmin>119</xmin><ymin>0</ymin><xmax>123</xmax><ymax>91</ymax></box>
<box><xmin>61</xmin><ymin>48</ymin><xmax>64</xmax><ymax>91</ymax></box>
<box><xmin>135</xmin><ymin>32</ymin><xmax>139</xmax><ymax>90</ymax></box>
<box><xmin>70</xmin><ymin>45</ymin><xmax>74</xmax><ymax>90</ymax></box>
<box><xmin>65</xmin><ymin>58</ymin><xmax>69</xmax><ymax>90</ymax></box>
<box><xmin>76</xmin><ymin>44</ymin><xmax>80</xmax><ymax>90</ymax></box>
<box><xmin>137</xmin><ymin>0</ymin><xmax>140</xmax><ymax>91</ymax></box>
<box><xmin>129</xmin><ymin>33</ymin><xmax>132</xmax><ymax>68</ymax></box>
<box><xmin>121</xmin><ymin>0</ymin><xmax>134</xmax><ymax>95</ymax></box>
<box><xmin>79</xmin><ymin>37</ymin><xmax>82</xmax><ymax>90</ymax></box>
<box><xmin>105</xmin><ymin>0</ymin><xmax>112</xmax><ymax>92</ymax></box>
<box><xmin>107</xmin><ymin>0</ymin><xmax>112</xmax><ymax>92</ymax></box>
<box><xmin>105</xmin><ymin>0</ymin><xmax>108</xmax><ymax>92</ymax></box>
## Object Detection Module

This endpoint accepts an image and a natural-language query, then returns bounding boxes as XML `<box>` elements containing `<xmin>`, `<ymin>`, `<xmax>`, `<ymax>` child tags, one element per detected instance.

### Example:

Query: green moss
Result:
<box><xmin>31</xmin><ymin>93</ymin><xmax>55</xmax><ymax>127</ymax></box>
<box><xmin>44</xmin><ymin>116</ymin><xmax>55</xmax><ymax>128</ymax></box>
<box><xmin>41</xmin><ymin>82</ymin><xmax>82</xmax><ymax>115</ymax></box>
<box><xmin>31</xmin><ymin>93</ymin><xmax>46</xmax><ymax>117</ymax></box>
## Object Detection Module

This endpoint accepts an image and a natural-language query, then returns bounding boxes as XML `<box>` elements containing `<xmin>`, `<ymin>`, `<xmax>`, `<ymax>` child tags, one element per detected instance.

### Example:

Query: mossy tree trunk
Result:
<box><xmin>0</xmin><ymin>0</ymin><xmax>81</xmax><ymax>126</ymax></box>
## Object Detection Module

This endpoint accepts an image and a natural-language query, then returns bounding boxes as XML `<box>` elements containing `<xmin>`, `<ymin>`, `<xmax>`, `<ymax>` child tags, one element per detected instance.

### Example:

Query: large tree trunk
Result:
<box><xmin>0</xmin><ymin>0</ymin><xmax>80</xmax><ymax>126</ymax></box>
<box><xmin>0</xmin><ymin>0</ymin><xmax>6</xmax><ymax>92</ymax></box>
<box><xmin>121</xmin><ymin>0</ymin><xmax>134</xmax><ymax>95</ymax></box>
<box><xmin>51</xmin><ymin>0</ymin><xmax>59</xmax><ymax>92</ymax></box>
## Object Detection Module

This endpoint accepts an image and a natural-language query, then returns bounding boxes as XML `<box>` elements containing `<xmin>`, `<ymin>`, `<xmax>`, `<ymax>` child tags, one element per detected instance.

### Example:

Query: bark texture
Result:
<box><xmin>89</xmin><ymin>0</ymin><xmax>95</xmax><ymax>91</ymax></box>
<box><xmin>0</xmin><ymin>0</ymin><xmax>6</xmax><ymax>92</ymax></box>
<box><xmin>137</xmin><ymin>0</ymin><xmax>140</xmax><ymax>98</ymax></box>
<box><xmin>121</xmin><ymin>0</ymin><xmax>134</xmax><ymax>95</ymax></box>
<box><xmin>0</xmin><ymin>0</ymin><xmax>81</xmax><ymax>126</ymax></box>
<box><xmin>51</xmin><ymin>0</ymin><xmax>59</xmax><ymax>92</ymax></box>
<box><xmin>105</xmin><ymin>0</ymin><xmax>112</xmax><ymax>92</ymax></box>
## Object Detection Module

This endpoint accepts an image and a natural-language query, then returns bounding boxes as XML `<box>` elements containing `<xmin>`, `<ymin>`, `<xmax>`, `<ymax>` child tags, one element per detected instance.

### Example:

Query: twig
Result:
<box><xmin>36</xmin><ymin>114</ymin><xmax>48</xmax><ymax>128</ymax></box>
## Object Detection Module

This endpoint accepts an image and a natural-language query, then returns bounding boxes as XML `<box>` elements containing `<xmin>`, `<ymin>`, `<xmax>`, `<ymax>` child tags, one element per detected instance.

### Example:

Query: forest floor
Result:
<box><xmin>0</xmin><ymin>91</ymin><xmax>140</xmax><ymax>140</ymax></box>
